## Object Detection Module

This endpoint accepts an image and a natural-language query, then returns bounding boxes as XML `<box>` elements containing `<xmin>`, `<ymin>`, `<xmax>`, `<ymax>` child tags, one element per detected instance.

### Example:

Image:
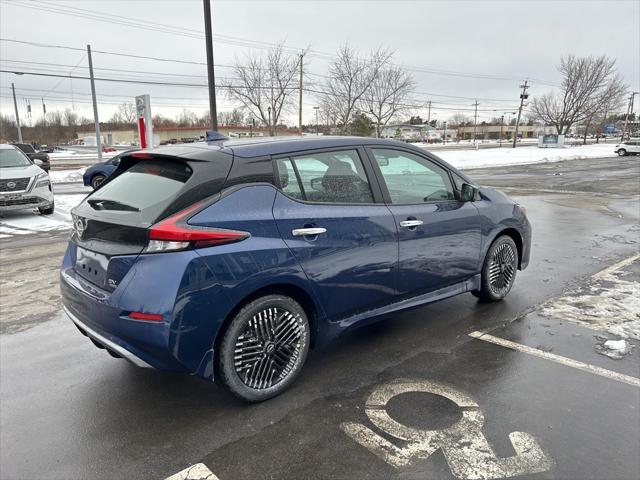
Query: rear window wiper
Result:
<box><xmin>87</xmin><ymin>198</ymin><xmax>140</xmax><ymax>212</ymax></box>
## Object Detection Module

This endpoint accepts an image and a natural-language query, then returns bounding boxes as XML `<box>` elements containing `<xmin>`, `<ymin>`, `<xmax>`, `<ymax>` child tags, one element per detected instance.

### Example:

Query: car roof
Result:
<box><xmin>141</xmin><ymin>136</ymin><xmax>414</xmax><ymax>159</ymax></box>
<box><xmin>0</xmin><ymin>144</ymin><xmax>17</xmax><ymax>150</ymax></box>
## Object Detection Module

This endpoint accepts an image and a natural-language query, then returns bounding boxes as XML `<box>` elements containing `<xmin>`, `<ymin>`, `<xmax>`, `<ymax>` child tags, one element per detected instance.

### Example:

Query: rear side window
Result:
<box><xmin>276</xmin><ymin>150</ymin><xmax>374</xmax><ymax>204</ymax></box>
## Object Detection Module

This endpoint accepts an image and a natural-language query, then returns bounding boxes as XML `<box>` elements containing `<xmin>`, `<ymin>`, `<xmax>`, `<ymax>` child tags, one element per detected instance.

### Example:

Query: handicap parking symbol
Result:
<box><xmin>342</xmin><ymin>379</ymin><xmax>554</xmax><ymax>479</ymax></box>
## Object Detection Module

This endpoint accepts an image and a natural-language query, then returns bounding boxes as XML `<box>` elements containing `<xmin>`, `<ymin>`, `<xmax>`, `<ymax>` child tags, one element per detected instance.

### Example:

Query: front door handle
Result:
<box><xmin>399</xmin><ymin>220</ymin><xmax>423</xmax><ymax>228</ymax></box>
<box><xmin>292</xmin><ymin>227</ymin><xmax>327</xmax><ymax>236</ymax></box>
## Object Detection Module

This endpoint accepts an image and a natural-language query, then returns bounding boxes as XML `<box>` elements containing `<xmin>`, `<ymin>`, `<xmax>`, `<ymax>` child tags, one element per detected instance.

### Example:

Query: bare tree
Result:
<box><xmin>531</xmin><ymin>55</ymin><xmax>627</xmax><ymax>135</ymax></box>
<box><xmin>583</xmin><ymin>77</ymin><xmax>627</xmax><ymax>143</ymax></box>
<box><xmin>117</xmin><ymin>102</ymin><xmax>137</xmax><ymax>124</ymax></box>
<box><xmin>218</xmin><ymin>108</ymin><xmax>245</xmax><ymax>126</ymax></box>
<box><xmin>360</xmin><ymin>63</ymin><xmax>415</xmax><ymax>137</ymax></box>
<box><xmin>449</xmin><ymin>113</ymin><xmax>470</xmax><ymax>126</ymax></box>
<box><xmin>323</xmin><ymin>44</ymin><xmax>392</xmax><ymax>134</ymax></box>
<box><xmin>227</xmin><ymin>43</ymin><xmax>300</xmax><ymax>136</ymax></box>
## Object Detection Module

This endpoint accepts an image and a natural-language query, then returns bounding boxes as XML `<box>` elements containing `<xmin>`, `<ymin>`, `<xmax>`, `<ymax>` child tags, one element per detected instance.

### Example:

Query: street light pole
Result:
<box><xmin>11</xmin><ymin>82</ymin><xmax>23</xmax><ymax>143</ymax></box>
<box><xmin>314</xmin><ymin>106</ymin><xmax>320</xmax><ymax>136</ymax></box>
<box><xmin>203</xmin><ymin>0</ymin><xmax>218</xmax><ymax>132</ymax></box>
<box><xmin>87</xmin><ymin>44</ymin><xmax>102</xmax><ymax>162</ymax></box>
<box><xmin>267</xmin><ymin>106</ymin><xmax>272</xmax><ymax>136</ymax></box>
<box><xmin>443</xmin><ymin>121</ymin><xmax>447</xmax><ymax>144</ymax></box>
<box><xmin>499</xmin><ymin>115</ymin><xmax>504</xmax><ymax>147</ymax></box>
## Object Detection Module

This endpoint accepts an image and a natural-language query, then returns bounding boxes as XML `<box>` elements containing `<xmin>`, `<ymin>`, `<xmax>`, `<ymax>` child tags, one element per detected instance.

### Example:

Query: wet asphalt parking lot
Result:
<box><xmin>1</xmin><ymin>155</ymin><xmax>639</xmax><ymax>480</ymax></box>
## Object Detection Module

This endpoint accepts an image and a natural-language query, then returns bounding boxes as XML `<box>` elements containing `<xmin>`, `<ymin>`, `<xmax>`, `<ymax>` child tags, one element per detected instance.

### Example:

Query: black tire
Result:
<box><xmin>38</xmin><ymin>202</ymin><xmax>54</xmax><ymax>215</ymax></box>
<box><xmin>474</xmin><ymin>235</ymin><xmax>518</xmax><ymax>302</ymax></box>
<box><xmin>91</xmin><ymin>174</ymin><xmax>106</xmax><ymax>190</ymax></box>
<box><xmin>617</xmin><ymin>149</ymin><xmax>627</xmax><ymax>156</ymax></box>
<box><xmin>217</xmin><ymin>294</ymin><xmax>310</xmax><ymax>402</ymax></box>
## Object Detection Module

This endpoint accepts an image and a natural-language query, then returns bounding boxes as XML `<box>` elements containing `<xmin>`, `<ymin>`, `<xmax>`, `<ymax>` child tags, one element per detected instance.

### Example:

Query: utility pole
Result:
<box><xmin>427</xmin><ymin>100</ymin><xmax>432</xmax><ymax>124</ymax></box>
<box><xmin>443</xmin><ymin>121</ymin><xmax>447</xmax><ymax>144</ymax></box>
<box><xmin>472</xmin><ymin>100</ymin><xmax>479</xmax><ymax>144</ymax></box>
<box><xmin>499</xmin><ymin>115</ymin><xmax>504</xmax><ymax>147</ymax></box>
<box><xmin>87</xmin><ymin>44</ymin><xmax>103</xmax><ymax>162</ymax></box>
<box><xmin>11</xmin><ymin>83</ymin><xmax>23</xmax><ymax>143</ymax></box>
<box><xmin>314</xmin><ymin>106</ymin><xmax>320</xmax><ymax>135</ymax></box>
<box><xmin>203</xmin><ymin>0</ymin><xmax>218</xmax><ymax>132</ymax></box>
<box><xmin>621</xmin><ymin>92</ymin><xmax>638</xmax><ymax>141</ymax></box>
<box><xmin>513</xmin><ymin>80</ymin><xmax>529</xmax><ymax>148</ymax></box>
<box><xmin>298</xmin><ymin>52</ymin><xmax>304</xmax><ymax>136</ymax></box>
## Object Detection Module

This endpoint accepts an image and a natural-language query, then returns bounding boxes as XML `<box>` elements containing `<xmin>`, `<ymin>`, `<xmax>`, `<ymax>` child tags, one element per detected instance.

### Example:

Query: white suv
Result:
<box><xmin>0</xmin><ymin>144</ymin><xmax>55</xmax><ymax>215</ymax></box>
<box><xmin>615</xmin><ymin>139</ymin><xmax>640</xmax><ymax>156</ymax></box>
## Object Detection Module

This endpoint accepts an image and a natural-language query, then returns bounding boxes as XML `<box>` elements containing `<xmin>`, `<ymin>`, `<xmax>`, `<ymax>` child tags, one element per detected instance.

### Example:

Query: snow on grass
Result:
<box><xmin>49</xmin><ymin>168</ymin><xmax>87</xmax><ymax>184</ymax></box>
<box><xmin>420</xmin><ymin>143</ymin><xmax>617</xmax><ymax>170</ymax></box>
<box><xmin>0</xmin><ymin>194</ymin><xmax>85</xmax><ymax>237</ymax></box>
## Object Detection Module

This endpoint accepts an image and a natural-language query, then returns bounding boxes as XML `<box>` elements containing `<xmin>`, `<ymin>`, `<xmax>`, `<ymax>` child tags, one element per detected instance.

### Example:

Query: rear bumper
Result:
<box><xmin>64</xmin><ymin>305</ymin><xmax>152</xmax><ymax>368</ymax></box>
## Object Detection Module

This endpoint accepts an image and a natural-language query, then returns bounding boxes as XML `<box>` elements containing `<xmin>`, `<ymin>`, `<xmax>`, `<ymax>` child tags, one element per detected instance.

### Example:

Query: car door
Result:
<box><xmin>366</xmin><ymin>147</ymin><xmax>482</xmax><ymax>297</ymax></box>
<box><xmin>272</xmin><ymin>147</ymin><xmax>398</xmax><ymax>321</ymax></box>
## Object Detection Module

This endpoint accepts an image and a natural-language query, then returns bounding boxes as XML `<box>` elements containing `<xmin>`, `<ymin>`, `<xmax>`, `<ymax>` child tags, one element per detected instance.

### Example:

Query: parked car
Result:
<box><xmin>0</xmin><ymin>144</ymin><xmax>54</xmax><ymax>215</ymax></box>
<box><xmin>102</xmin><ymin>145</ymin><xmax>117</xmax><ymax>153</ymax></box>
<box><xmin>61</xmin><ymin>137</ymin><xmax>531</xmax><ymax>402</ymax></box>
<box><xmin>83</xmin><ymin>150</ymin><xmax>138</xmax><ymax>189</ymax></box>
<box><xmin>614</xmin><ymin>140</ymin><xmax>640</xmax><ymax>156</ymax></box>
<box><xmin>11</xmin><ymin>143</ymin><xmax>50</xmax><ymax>172</ymax></box>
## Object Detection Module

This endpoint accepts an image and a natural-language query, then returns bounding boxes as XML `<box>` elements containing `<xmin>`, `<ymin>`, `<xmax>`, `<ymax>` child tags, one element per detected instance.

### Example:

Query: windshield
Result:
<box><xmin>0</xmin><ymin>148</ymin><xmax>32</xmax><ymax>168</ymax></box>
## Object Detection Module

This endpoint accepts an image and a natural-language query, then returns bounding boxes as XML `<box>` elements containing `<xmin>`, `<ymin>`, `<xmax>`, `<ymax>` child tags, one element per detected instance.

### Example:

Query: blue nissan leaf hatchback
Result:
<box><xmin>61</xmin><ymin>137</ymin><xmax>531</xmax><ymax>402</ymax></box>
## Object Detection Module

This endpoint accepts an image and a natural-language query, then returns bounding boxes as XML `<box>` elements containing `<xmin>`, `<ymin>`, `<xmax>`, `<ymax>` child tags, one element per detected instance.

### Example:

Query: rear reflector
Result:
<box><xmin>128</xmin><ymin>312</ymin><xmax>164</xmax><ymax>322</ymax></box>
<box><xmin>146</xmin><ymin>202</ymin><xmax>249</xmax><ymax>252</ymax></box>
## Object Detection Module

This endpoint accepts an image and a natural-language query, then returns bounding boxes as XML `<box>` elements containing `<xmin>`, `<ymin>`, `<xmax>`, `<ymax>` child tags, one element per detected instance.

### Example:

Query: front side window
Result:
<box><xmin>276</xmin><ymin>150</ymin><xmax>374</xmax><ymax>204</ymax></box>
<box><xmin>372</xmin><ymin>149</ymin><xmax>455</xmax><ymax>204</ymax></box>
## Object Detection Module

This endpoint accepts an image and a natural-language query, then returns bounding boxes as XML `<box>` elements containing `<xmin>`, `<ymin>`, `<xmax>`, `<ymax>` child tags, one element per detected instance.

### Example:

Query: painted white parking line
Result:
<box><xmin>469</xmin><ymin>331</ymin><xmax>640</xmax><ymax>387</ymax></box>
<box><xmin>342</xmin><ymin>379</ymin><xmax>554</xmax><ymax>479</ymax></box>
<box><xmin>164</xmin><ymin>463</ymin><xmax>219</xmax><ymax>480</ymax></box>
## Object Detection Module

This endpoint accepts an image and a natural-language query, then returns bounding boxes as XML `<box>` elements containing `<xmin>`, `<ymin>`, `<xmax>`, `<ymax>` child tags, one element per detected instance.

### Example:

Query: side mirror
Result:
<box><xmin>33</xmin><ymin>159</ymin><xmax>43</xmax><ymax>166</ymax></box>
<box><xmin>460</xmin><ymin>183</ymin><xmax>477</xmax><ymax>202</ymax></box>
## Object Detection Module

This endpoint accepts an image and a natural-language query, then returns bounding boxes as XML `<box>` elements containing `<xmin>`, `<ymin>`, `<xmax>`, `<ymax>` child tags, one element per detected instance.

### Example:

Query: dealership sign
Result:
<box><xmin>135</xmin><ymin>94</ymin><xmax>153</xmax><ymax>148</ymax></box>
<box><xmin>538</xmin><ymin>134</ymin><xmax>565</xmax><ymax>148</ymax></box>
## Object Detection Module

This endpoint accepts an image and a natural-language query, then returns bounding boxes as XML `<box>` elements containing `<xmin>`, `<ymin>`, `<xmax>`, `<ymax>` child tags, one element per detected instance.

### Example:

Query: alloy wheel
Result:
<box><xmin>488</xmin><ymin>242</ymin><xmax>517</xmax><ymax>297</ymax></box>
<box><xmin>233</xmin><ymin>307</ymin><xmax>306</xmax><ymax>390</ymax></box>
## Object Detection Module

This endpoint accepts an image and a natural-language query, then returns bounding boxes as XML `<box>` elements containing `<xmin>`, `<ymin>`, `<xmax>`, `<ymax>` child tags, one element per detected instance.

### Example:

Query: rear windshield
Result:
<box><xmin>1</xmin><ymin>148</ymin><xmax>32</xmax><ymax>168</ymax></box>
<box><xmin>77</xmin><ymin>159</ymin><xmax>192</xmax><ymax>225</ymax></box>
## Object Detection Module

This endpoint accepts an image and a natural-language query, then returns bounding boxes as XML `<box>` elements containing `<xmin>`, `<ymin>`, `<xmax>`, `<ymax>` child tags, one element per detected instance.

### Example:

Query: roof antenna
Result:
<box><xmin>206</xmin><ymin>131</ymin><xmax>228</xmax><ymax>142</ymax></box>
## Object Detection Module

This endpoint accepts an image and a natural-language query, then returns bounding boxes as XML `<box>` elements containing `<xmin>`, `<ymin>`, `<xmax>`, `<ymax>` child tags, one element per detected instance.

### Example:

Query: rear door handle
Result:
<box><xmin>399</xmin><ymin>220</ymin><xmax>423</xmax><ymax>228</ymax></box>
<box><xmin>292</xmin><ymin>227</ymin><xmax>327</xmax><ymax>236</ymax></box>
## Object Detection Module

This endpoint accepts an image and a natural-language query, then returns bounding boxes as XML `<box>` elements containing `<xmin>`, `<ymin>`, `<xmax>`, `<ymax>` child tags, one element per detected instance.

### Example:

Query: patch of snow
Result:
<box><xmin>49</xmin><ymin>168</ymin><xmax>87</xmax><ymax>184</ymax></box>
<box><xmin>0</xmin><ymin>194</ymin><xmax>85</xmax><ymax>237</ymax></box>
<box><xmin>604</xmin><ymin>339</ymin><xmax>627</xmax><ymax>351</ymax></box>
<box><xmin>540</xmin><ymin>255</ymin><xmax>640</xmax><ymax>340</ymax></box>
<box><xmin>420</xmin><ymin>144</ymin><xmax>617</xmax><ymax>170</ymax></box>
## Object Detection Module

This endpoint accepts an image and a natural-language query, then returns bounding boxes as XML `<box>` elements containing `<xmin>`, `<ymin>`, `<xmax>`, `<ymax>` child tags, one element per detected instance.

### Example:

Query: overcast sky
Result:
<box><xmin>1</xmin><ymin>0</ymin><xmax>638</xmax><ymax>126</ymax></box>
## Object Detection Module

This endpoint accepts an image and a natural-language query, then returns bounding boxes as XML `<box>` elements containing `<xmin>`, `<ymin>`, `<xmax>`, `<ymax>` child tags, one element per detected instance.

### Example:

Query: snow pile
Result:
<box><xmin>540</xmin><ymin>254</ymin><xmax>640</xmax><ymax>341</ymax></box>
<box><xmin>0</xmin><ymin>194</ymin><xmax>85</xmax><ymax>238</ymax></box>
<box><xmin>49</xmin><ymin>168</ymin><xmax>86</xmax><ymax>184</ymax></box>
<box><xmin>597</xmin><ymin>339</ymin><xmax>631</xmax><ymax>359</ymax></box>
<box><xmin>423</xmin><ymin>143</ymin><xmax>617</xmax><ymax>170</ymax></box>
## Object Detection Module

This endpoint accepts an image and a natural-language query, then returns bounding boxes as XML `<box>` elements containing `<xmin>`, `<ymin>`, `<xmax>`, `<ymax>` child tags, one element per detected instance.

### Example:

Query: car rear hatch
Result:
<box><xmin>69</xmin><ymin>147</ymin><xmax>233</xmax><ymax>292</ymax></box>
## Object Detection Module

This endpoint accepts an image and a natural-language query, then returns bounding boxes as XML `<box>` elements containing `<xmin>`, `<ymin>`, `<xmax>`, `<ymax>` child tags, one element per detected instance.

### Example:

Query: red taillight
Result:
<box><xmin>128</xmin><ymin>311</ymin><xmax>164</xmax><ymax>322</ymax></box>
<box><xmin>146</xmin><ymin>202</ymin><xmax>249</xmax><ymax>252</ymax></box>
